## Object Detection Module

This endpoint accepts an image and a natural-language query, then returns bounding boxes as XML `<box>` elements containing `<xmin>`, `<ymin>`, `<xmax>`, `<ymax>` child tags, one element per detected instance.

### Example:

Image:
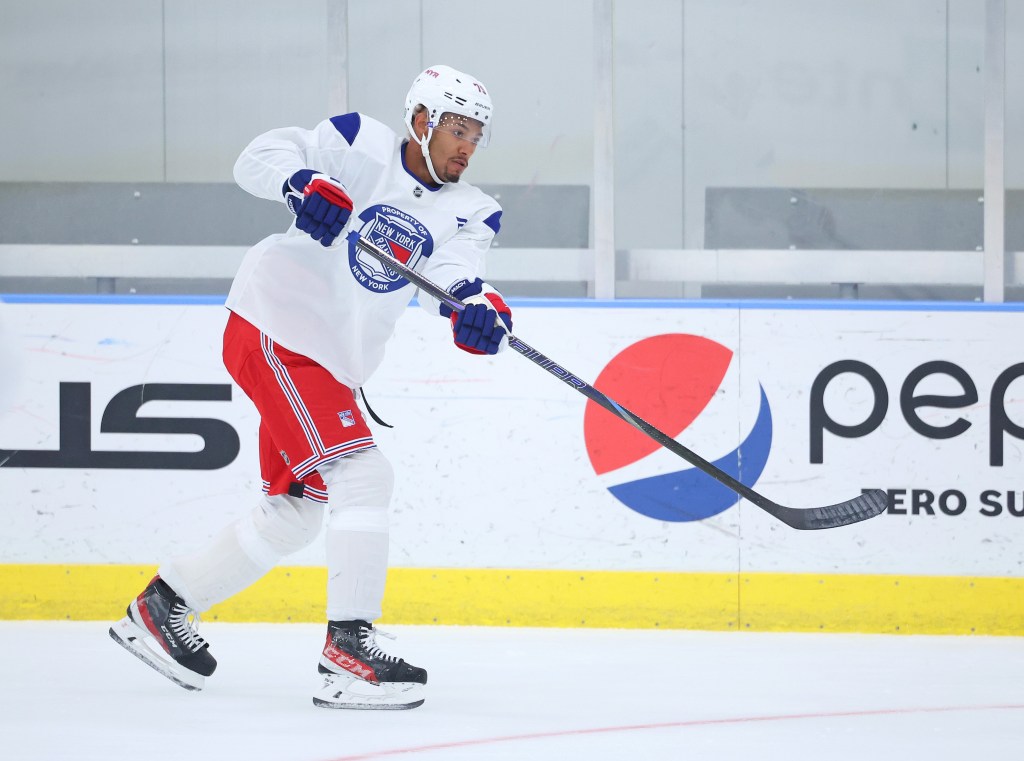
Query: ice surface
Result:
<box><xmin>2</xmin><ymin>622</ymin><xmax>1022</xmax><ymax>760</ymax></box>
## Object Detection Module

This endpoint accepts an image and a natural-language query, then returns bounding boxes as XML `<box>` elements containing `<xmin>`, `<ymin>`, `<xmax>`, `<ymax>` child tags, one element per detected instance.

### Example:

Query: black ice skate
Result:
<box><xmin>313</xmin><ymin>620</ymin><xmax>427</xmax><ymax>710</ymax></box>
<box><xmin>108</xmin><ymin>575</ymin><xmax>217</xmax><ymax>691</ymax></box>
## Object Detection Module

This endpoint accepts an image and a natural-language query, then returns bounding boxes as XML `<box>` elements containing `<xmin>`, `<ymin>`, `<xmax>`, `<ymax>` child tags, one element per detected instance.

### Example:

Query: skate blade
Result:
<box><xmin>109</xmin><ymin>617</ymin><xmax>205</xmax><ymax>692</ymax></box>
<box><xmin>313</xmin><ymin>672</ymin><xmax>425</xmax><ymax>710</ymax></box>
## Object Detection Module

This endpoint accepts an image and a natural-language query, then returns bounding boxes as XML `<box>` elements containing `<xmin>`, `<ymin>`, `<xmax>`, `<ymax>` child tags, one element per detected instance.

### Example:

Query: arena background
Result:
<box><xmin>1</xmin><ymin>0</ymin><xmax>1022</xmax><ymax>636</ymax></box>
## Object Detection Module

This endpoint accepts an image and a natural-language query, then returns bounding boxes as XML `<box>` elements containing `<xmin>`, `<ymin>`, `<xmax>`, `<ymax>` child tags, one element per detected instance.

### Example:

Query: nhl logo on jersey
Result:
<box><xmin>413</xmin><ymin>186</ymin><xmax>423</xmax><ymax>198</ymax></box>
<box><xmin>338</xmin><ymin>410</ymin><xmax>356</xmax><ymax>428</ymax></box>
<box><xmin>348</xmin><ymin>204</ymin><xmax>435</xmax><ymax>293</ymax></box>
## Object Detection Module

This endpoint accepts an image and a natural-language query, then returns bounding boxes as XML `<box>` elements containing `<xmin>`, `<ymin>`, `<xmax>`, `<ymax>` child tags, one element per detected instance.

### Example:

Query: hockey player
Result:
<box><xmin>109</xmin><ymin>65</ymin><xmax>511</xmax><ymax>710</ymax></box>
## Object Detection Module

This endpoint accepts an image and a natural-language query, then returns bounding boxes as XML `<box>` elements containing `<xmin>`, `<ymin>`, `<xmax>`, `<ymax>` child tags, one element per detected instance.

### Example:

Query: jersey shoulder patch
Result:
<box><xmin>329</xmin><ymin>113</ymin><xmax>362</xmax><ymax>145</ymax></box>
<box><xmin>483</xmin><ymin>210</ymin><xmax>502</xmax><ymax>234</ymax></box>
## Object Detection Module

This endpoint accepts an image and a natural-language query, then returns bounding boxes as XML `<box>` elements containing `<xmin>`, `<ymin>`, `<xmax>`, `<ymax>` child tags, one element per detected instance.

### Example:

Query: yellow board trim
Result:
<box><xmin>1</xmin><ymin>564</ymin><xmax>1021</xmax><ymax>635</ymax></box>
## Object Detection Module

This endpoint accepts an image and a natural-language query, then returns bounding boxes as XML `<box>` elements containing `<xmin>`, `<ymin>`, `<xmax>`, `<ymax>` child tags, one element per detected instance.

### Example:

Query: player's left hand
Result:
<box><xmin>451</xmin><ymin>294</ymin><xmax>512</xmax><ymax>355</ymax></box>
<box><xmin>285</xmin><ymin>170</ymin><xmax>353</xmax><ymax>247</ymax></box>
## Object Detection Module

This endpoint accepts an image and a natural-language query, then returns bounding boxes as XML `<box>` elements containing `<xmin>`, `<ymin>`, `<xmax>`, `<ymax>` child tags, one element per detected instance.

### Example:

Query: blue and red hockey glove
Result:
<box><xmin>284</xmin><ymin>170</ymin><xmax>353</xmax><ymax>247</ymax></box>
<box><xmin>450</xmin><ymin>292</ymin><xmax>512</xmax><ymax>355</ymax></box>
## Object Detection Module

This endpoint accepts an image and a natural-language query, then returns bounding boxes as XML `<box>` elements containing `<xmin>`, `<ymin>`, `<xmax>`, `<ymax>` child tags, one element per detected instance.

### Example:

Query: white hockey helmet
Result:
<box><xmin>404</xmin><ymin>65</ymin><xmax>493</xmax><ymax>148</ymax></box>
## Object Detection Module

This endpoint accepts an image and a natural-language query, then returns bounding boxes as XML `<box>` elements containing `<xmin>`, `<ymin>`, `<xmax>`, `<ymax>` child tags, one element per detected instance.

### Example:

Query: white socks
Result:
<box><xmin>320</xmin><ymin>448</ymin><xmax>394</xmax><ymax>621</ymax></box>
<box><xmin>158</xmin><ymin>447</ymin><xmax>394</xmax><ymax>622</ymax></box>
<box><xmin>159</xmin><ymin>493</ymin><xmax>322</xmax><ymax>612</ymax></box>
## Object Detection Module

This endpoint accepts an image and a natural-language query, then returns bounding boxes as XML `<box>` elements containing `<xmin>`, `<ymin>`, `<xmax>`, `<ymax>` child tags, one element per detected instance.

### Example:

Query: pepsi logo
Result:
<box><xmin>584</xmin><ymin>334</ymin><xmax>773</xmax><ymax>522</ymax></box>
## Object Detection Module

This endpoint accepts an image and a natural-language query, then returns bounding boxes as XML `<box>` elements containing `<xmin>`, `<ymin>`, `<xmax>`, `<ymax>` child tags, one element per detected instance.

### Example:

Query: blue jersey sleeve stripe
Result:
<box><xmin>483</xmin><ymin>210</ymin><xmax>502</xmax><ymax>234</ymax></box>
<box><xmin>329</xmin><ymin>113</ymin><xmax>362</xmax><ymax>145</ymax></box>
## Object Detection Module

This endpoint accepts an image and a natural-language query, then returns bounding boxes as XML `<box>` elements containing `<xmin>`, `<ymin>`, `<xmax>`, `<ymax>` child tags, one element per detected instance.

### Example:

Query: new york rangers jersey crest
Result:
<box><xmin>348</xmin><ymin>204</ymin><xmax>434</xmax><ymax>293</ymax></box>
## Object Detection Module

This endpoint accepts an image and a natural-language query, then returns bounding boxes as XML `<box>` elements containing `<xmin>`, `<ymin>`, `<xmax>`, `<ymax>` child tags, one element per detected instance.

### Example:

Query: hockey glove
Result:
<box><xmin>284</xmin><ymin>170</ymin><xmax>353</xmax><ymax>247</ymax></box>
<box><xmin>451</xmin><ymin>293</ymin><xmax>513</xmax><ymax>355</ymax></box>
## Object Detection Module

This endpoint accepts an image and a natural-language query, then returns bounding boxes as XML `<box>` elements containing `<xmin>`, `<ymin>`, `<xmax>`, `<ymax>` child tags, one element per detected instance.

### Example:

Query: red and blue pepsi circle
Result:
<box><xmin>584</xmin><ymin>334</ymin><xmax>773</xmax><ymax>522</ymax></box>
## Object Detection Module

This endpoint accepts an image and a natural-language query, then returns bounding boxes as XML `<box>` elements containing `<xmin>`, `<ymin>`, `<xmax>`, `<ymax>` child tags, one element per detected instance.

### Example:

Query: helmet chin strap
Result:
<box><xmin>412</xmin><ymin>125</ymin><xmax>447</xmax><ymax>186</ymax></box>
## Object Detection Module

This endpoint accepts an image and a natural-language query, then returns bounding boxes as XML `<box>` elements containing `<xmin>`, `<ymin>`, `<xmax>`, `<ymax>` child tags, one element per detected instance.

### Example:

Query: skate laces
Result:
<box><xmin>168</xmin><ymin>602</ymin><xmax>207</xmax><ymax>653</ymax></box>
<box><xmin>359</xmin><ymin>625</ymin><xmax>400</xmax><ymax>663</ymax></box>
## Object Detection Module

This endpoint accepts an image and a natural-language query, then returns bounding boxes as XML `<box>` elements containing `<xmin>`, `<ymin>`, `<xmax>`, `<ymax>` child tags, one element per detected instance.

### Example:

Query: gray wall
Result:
<box><xmin>1</xmin><ymin>0</ymin><xmax>1022</xmax><ymax>252</ymax></box>
<box><xmin>679</xmin><ymin>0</ymin><xmax>1022</xmax><ymax>248</ymax></box>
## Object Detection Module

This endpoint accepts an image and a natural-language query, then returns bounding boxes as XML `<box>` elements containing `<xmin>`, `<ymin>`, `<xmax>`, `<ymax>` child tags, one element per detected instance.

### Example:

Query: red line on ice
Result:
<box><xmin>321</xmin><ymin>703</ymin><xmax>1024</xmax><ymax>760</ymax></box>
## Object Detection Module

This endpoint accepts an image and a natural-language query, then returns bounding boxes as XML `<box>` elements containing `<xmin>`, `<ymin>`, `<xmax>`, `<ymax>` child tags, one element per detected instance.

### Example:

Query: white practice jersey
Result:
<box><xmin>227</xmin><ymin>112</ymin><xmax>502</xmax><ymax>388</ymax></box>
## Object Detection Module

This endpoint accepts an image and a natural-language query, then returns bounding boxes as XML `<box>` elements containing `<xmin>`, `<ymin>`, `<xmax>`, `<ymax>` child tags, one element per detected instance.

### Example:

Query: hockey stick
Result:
<box><xmin>348</xmin><ymin>231</ymin><xmax>887</xmax><ymax>530</ymax></box>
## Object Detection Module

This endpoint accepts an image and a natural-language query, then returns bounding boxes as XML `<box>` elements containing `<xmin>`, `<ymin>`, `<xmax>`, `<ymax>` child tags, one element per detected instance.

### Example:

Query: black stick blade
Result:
<box><xmin>772</xmin><ymin>488</ymin><xmax>889</xmax><ymax>531</ymax></box>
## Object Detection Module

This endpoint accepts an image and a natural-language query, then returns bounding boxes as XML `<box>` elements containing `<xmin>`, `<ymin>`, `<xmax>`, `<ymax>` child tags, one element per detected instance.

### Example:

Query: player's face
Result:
<box><xmin>428</xmin><ymin>113</ymin><xmax>484</xmax><ymax>183</ymax></box>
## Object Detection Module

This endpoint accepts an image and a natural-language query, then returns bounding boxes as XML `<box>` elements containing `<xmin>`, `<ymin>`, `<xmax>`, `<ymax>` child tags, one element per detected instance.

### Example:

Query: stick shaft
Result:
<box><xmin>349</xmin><ymin>232</ymin><xmax>885</xmax><ymax>530</ymax></box>
<box><xmin>353</xmin><ymin>232</ymin><xmax>766</xmax><ymax>498</ymax></box>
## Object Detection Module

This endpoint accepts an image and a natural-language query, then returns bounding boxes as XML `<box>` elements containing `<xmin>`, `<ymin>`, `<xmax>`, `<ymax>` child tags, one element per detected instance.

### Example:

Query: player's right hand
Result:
<box><xmin>451</xmin><ymin>293</ymin><xmax>513</xmax><ymax>355</ymax></box>
<box><xmin>284</xmin><ymin>170</ymin><xmax>353</xmax><ymax>247</ymax></box>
